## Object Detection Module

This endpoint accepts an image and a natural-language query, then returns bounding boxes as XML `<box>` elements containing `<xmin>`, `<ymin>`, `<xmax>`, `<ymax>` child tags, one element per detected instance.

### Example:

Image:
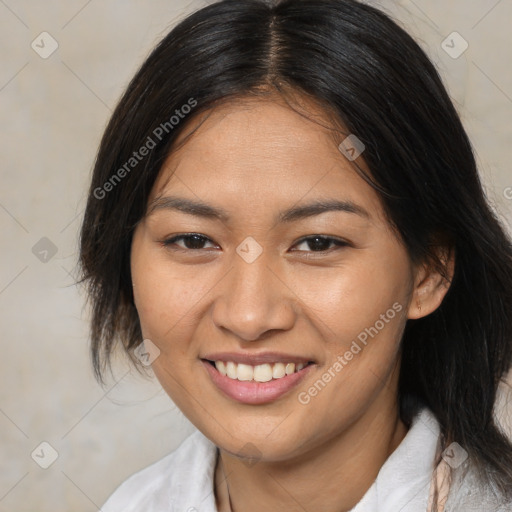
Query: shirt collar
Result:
<box><xmin>171</xmin><ymin>407</ymin><xmax>439</xmax><ymax>512</ymax></box>
<box><xmin>349</xmin><ymin>407</ymin><xmax>440</xmax><ymax>512</ymax></box>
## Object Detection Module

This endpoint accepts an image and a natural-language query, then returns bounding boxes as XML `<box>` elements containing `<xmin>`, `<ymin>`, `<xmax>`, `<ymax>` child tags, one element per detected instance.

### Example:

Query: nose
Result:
<box><xmin>211</xmin><ymin>250</ymin><xmax>297</xmax><ymax>342</ymax></box>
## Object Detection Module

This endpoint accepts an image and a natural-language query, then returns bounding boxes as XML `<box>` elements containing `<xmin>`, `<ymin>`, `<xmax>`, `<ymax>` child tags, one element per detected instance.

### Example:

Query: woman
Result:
<box><xmin>79</xmin><ymin>0</ymin><xmax>512</xmax><ymax>510</ymax></box>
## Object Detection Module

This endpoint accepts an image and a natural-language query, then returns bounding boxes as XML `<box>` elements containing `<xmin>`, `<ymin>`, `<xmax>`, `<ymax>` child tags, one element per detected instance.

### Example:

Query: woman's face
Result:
<box><xmin>131</xmin><ymin>96</ymin><xmax>422</xmax><ymax>461</ymax></box>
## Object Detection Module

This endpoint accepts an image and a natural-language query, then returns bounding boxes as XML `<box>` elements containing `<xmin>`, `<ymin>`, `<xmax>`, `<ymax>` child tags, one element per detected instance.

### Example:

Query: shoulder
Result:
<box><xmin>101</xmin><ymin>429</ymin><xmax>218</xmax><ymax>512</ymax></box>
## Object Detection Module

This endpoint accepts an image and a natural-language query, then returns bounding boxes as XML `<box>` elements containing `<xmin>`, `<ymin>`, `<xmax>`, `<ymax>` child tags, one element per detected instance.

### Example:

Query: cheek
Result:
<box><xmin>134</xmin><ymin>274</ymin><xmax>199</xmax><ymax>330</ymax></box>
<box><xmin>131</xmin><ymin>240</ymin><xmax>212</xmax><ymax>347</ymax></box>
<box><xmin>287</xmin><ymin>250</ymin><xmax>412</xmax><ymax>346</ymax></box>
<box><xmin>130</xmin><ymin>242</ymin><xmax>212</xmax><ymax>411</ymax></box>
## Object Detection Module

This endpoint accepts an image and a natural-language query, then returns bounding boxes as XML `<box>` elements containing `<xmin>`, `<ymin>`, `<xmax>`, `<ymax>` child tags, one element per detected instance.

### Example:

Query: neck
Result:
<box><xmin>215</xmin><ymin>395</ymin><xmax>408</xmax><ymax>512</ymax></box>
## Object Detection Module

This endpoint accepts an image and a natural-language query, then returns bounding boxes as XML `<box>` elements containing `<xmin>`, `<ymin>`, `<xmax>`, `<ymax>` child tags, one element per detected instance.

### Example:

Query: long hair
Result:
<box><xmin>79</xmin><ymin>0</ymin><xmax>512</xmax><ymax>503</ymax></box>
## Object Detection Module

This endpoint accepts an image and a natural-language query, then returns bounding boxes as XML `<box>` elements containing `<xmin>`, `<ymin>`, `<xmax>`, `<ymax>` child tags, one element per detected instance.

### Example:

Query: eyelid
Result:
<box><xmin>290</xmin><ymin>235</ymin><xmax>350</xmax><ymax>251</ymax></box>
<box><xmin>161</xmin><ymin>233</ymin><xmax>219</xmax><ymax>249</ymax></box>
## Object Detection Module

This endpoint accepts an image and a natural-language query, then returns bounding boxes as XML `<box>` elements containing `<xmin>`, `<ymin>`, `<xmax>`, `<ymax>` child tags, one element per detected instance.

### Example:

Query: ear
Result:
<box><xmin>407</xmin><ymin>245</ymin><xmax>455</xmax><ymax>320</ymax></box>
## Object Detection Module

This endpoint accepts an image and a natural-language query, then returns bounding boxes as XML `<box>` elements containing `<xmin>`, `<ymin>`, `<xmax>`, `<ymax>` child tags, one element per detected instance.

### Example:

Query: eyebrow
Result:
<box><xmin>147</xmin><ymin>196</ymin><xmax>370</xmax><ymax>223</ymax></box>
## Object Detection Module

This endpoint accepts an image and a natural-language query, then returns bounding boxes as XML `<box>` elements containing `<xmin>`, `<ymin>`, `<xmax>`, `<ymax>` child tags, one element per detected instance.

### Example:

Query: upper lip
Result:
<box><xmin>202</xmin><ymin>351</ymin><xmax>314</xmax><ymax>366</ymax></box>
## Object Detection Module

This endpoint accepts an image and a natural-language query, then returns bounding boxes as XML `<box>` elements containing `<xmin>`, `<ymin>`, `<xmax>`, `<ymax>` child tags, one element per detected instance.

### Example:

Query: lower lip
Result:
<box><xmin>201</xmin><ymin>360</ymin><xmax>315</xmax><ymax>405</ymax></box>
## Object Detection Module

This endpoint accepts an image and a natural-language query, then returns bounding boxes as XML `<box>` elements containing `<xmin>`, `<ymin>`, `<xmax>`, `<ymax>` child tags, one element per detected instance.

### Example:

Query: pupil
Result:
<box><xmin>309</xmin><ymin>237</ymin><xmax>330</xmax><ymax>251</ymax></box>
<box><xmin>186</xmin><ymin>235</ymin><xmax>205</xmax><ymax>249</ymax></box>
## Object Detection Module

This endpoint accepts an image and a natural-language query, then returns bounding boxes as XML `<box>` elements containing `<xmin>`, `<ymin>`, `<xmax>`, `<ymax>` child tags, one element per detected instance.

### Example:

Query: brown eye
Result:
<box><xmin>162</xmin><ymin>234</ymin><xmax>217</xmax><ymax>250</ymax></box>
<box><xmin>292</xmin><ymin>236</ymin><xmax>348</xmax><ymax>252</ymax></box>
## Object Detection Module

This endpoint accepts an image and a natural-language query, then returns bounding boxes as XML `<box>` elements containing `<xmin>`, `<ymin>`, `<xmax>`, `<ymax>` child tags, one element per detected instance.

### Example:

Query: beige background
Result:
<box><xmin>1</xmin><ymin>1</ymin><xmax>511</xmax><ymax>511</ymax></box>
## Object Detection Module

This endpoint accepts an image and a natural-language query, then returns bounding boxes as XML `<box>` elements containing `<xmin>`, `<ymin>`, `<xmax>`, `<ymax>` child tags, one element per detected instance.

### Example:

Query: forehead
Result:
<box><xmin>150</xmin><ymin>95</ymin><xmax>385</xmax><ymax>222</ymax></box>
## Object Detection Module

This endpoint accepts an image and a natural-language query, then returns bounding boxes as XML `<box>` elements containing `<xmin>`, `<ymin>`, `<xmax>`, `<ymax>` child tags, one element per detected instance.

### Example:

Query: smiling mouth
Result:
<box><xmin>204</xmin><ymin>359</ymin><xmax>315</xmax><ymax>383</ymax></box>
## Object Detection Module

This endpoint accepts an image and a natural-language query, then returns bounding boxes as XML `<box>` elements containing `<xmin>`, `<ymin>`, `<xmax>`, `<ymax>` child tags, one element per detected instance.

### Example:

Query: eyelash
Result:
<box><xmin>160</xmin><ymin>233</ymin><xmax>349</xmax><ymax>253</ymax></box>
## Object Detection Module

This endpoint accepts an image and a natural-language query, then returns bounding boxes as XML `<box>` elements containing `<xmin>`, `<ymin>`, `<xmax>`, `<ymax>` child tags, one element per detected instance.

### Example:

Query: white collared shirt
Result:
<box><xmin>101</xmin><ymin>407</ymin><xmax>508</xmax><ymax>512</ymax></box>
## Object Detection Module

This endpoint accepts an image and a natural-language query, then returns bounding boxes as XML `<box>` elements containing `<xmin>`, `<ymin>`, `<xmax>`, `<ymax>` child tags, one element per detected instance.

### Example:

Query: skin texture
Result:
<box><xmin>130</xmin><ymin>94</ymin><xmax>453</xmax><ymax>512</ymax></box>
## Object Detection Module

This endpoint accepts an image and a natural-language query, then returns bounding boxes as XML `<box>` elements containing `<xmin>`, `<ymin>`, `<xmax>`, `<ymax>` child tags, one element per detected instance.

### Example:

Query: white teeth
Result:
<box><xmin>213</xmin><ymin>360</ymin><xmax>308</xmax><ymax>381</ymax></box>
<box><xmin>253</xmin><ymin>363</ymin><xmax>273</xmax><ymax>382</ymax></box>
<box><xmin>272</xmin><ymin>362</ymin><xmax>286</xmax><ymax>379</ymax></box>
<box><xmin>237</xmin><ymin>363</ymin><xmax>254</xmax><ymax>381</ymax></box>
<box><xmin>215</xmin><ymin>361</ymin><xmax>227</xmax><ymax>376</ymax></box>
<box><xmin>226</xmin><ymin>361</ymin><xmax>237</xmax><ymax>379</ymax></box>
